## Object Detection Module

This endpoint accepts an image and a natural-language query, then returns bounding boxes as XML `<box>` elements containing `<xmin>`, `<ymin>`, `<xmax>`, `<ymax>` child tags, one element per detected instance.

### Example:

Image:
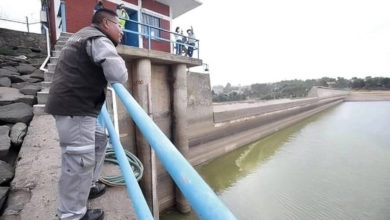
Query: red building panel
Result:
<box><xmin>142</xmin><ymin>0</ymin><xmax>169</xmax><ymax>17</ymax></box>
<box><xmin>52</xmin><ymin>0</ymin><xmax>171</xmax><ymax>53</ymax></box>
<box><xmin>124</xmin><ymin>0</ymin><xmax>138</xmax><ymax>5</ymax></box>
<box><xmin>141</xmin><ymin>18</ymin><xmax>170</xmax><ymax>52</ymax></box>
<box><xmin>64</xmin><ymin>0</ymin><xmax>96</xmax><ymax>33</ymax></box>
<box><xmin>64</xmin><ymin>0</ymin><xmax>126</xmax><ymax>33</ymax></box>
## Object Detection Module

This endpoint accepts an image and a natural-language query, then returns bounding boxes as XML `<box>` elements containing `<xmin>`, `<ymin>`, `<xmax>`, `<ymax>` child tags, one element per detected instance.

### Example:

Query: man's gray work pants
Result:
<box><xmin>54</xmin><ymin>115</ymin><xmax>108</xmax><ymax>220</ymax></box>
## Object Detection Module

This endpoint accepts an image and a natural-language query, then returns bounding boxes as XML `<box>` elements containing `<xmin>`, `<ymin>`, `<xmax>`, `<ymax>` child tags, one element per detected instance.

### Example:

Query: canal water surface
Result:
<box><xmin>161</xmin><ymin>102</ymin><xmax>390</xmax><ymax>220</ymax></box>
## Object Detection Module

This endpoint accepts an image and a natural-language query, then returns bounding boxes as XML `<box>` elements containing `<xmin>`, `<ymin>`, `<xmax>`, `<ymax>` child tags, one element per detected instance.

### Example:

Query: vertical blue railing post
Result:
<box><xmin>147</xmin><ymin>26</ymin><xmax>151</xmax><ymax>50</ymax></box>
<box><xmin>60</xmin><ymin>1</ymin><xmax>66</xmax><ymax>32</ymax></box>
<box><xmin>99</xmin><ymin>105</ymin><xmax>154</xmax><ymax>220</ymax></box>
<box><xmin>197</xmin><ymin>40</ymin><xmax>200</xmax><ymax>59</ymax></box>
<box><xmin>111</xmin><ymin>83</ymin><xmax>236</xmax><ymax>220</ymax></box>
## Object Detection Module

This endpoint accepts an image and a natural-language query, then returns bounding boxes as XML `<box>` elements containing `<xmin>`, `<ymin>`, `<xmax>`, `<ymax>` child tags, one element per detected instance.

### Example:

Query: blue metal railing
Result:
<box><xmin>99</xmin><ymin>105</ymin><xmax>154</xmax><ymax>219</ymax></box>
<box><xmin>121</xmin><ymin>18</ymin><xmax>200</xmax><ymax>58</ymax></box>
<box><xmin>100</xmin><ymin>83</ymin><xmax>236</xmax><ymax>220</ymax></box>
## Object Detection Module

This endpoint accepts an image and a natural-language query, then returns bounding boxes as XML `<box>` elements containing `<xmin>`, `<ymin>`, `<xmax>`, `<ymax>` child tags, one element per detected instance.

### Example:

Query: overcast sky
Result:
<box><xmin>0</xmin><ymin>0</ymin><xmax>41</xmax><ymax>33</ymax></box>
<box><xmin>2</xmin><ymin>0</ymin><xmax>390</xmax><ymax>86</ymax></box>
<box><xmin>174</xmin><ymin>0</ymin><xmax>390</xmax><ymax>86</ymax></box>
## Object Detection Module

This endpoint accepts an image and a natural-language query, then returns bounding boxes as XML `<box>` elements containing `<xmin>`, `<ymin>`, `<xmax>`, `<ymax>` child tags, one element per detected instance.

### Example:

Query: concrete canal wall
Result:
<box><xmin>345</xmin><ymin>90</ymin><xmax>390</xmax><ymax>101</ymax></box>
<box><xmin>186</xmin><ymin>86</ymin><xmax>349</xmax><ymax>167</ymax></box>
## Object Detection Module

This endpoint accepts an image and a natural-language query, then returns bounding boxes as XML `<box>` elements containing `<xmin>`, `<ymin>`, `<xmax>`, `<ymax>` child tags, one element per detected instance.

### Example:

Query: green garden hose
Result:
<box><xmin>99</xmin><ymin>147</ymin><xmax>144</xmax><ymax>186</ymax></box>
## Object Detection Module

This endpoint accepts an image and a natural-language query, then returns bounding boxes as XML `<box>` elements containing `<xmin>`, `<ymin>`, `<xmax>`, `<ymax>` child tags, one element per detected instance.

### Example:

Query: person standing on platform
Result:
<box><xmin>186</xmin><ymin>26</ymin><xmax>196</xmax><ymax>57</ymax></box>
<box><xmin>174</xmin><ymin>26</ymin><xmax>183</xmax><ymax>55</ymax></box>
<box><xmin>45</xmin><ymin>8</ymin><xmax>128</xmax><ymax>220</ymax></box>
<box><xmin>116</xmin><ymin>3</ymin><xmax>129</xmax><ymax>29</ymax></box>
<box><xmin>116</xmin><ymin>4</ymin><xmax>129</xmax><ymax>44</ymax></box>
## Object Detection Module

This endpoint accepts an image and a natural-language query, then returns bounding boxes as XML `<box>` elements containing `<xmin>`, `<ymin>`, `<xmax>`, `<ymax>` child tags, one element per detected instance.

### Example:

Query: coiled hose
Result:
<box><xmin>99</xmin><ymin>147</ymin><xmax>144</xmax><ymax>186</ymax></box>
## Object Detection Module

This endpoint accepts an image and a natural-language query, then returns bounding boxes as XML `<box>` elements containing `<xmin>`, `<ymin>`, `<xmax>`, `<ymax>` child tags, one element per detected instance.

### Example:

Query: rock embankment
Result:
<box><xmin>0</xmin><ymin>53</ymin><xmax>44</xmax><ymax>212</ymax></box>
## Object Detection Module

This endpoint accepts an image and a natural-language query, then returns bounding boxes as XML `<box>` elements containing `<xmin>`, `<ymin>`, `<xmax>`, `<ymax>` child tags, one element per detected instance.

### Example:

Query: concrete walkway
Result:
<box><xmin>4</xmin><ymin>115</ymin><xmax>136</xmax><ymax>220</ymax></box>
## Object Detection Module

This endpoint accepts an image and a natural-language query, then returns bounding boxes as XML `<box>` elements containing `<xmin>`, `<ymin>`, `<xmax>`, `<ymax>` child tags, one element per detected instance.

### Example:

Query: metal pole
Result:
<box><xmin>26</xmin><ymin>16</ymin><xmax>29</xmax><ymax>33</ymax></box>
<box><xmin>39</xmin><ymin>25</ymin><xmax>51</xmax><ymax>72</ymax></box>
<box><xmin>148</xmin><ymin>26</ymin><xmax>151</xmax><ymax>50</ymax></box>
<box><xmin>197</xmin><ymin>40</ymin><xmax>200</xmax><ymax>59</ymax></box>
<box><xmin>60</xmin><ymin>1</ymin><xmax>67</xmax><ymax>32</ymax></box>
<box><xmin>99</xmin><ymin>106</ymin><xmax>154</xmax><ymax>220</ymax></box>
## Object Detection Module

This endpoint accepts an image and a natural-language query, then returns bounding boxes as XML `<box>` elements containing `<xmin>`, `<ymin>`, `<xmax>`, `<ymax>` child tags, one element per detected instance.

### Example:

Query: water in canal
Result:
<box><xmin>161</xmin><ymin>101</ymin><xmax>390</xmax><ymax>220</ymax></box>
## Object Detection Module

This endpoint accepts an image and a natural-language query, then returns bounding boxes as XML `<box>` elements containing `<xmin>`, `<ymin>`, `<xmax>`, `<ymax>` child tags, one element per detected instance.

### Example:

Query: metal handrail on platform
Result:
<box><xmin>122</xmin><ymin>18</ymin><xmax>200</xmax><ymax>58</ymax></box>
<box><xmin>99</xmin><ymin>83</ymin><xmax>236</xmax><ymax>220</ymax></box>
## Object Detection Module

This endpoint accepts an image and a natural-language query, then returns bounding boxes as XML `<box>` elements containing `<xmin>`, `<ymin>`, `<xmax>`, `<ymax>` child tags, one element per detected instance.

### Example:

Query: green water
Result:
<box><xmin>161</xmin><ymin>102</ymin><xmax>390</xmax><ymax>220</ymax></box>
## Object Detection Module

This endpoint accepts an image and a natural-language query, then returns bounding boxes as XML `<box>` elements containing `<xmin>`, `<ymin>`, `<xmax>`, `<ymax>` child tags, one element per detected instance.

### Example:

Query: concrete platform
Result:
<box><xmin>4</xmin><ymin>115</ymin><xmax>137</xmax><ymax>220</ymax></box>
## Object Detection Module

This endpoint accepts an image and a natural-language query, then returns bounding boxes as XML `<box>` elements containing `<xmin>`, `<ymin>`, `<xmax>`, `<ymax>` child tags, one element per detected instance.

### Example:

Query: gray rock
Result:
<box><xmin>16</xmin><ymin>95</ymin><xmax>35</xmax><ymax>106</ymax></box>
<box><xmin>7</xmin><ymin>75</ymin><xmax>25</xmax><ymax>83</ymax></box>
<box><xmin>0</xmin><ymin>68</ymin><xmax>20</xmax><ymax>77</ymax></box>
<box><xmin>2</xmin><ymin>66</ymin><xmax>17</xmax><ymax>72</ymax></box>
<box><xmin>2</xmin><ymin>189</ymin><xmax>31</xmax><ymax>216</ymax></box>
<box><xmin>0</xmin><ymin>126</ymin><xmax>10</xmax><ymax>157</ymax></box>
<box><xmin>0</xmin><ymin>186</ymin><xmax>9</xmax><ymax>210</ymax></box>
<box><xmin>0</xmin><ymin>61</ymin><xmax>18</xmax><ymax>67</ymax></box>
<box><xmin>0</xmin><ymin>103</ymin><xmax>33</xmax><ymax>124</ymax></box>
<box><xmin>10</xmin><ymin>123</ymin><xmax>27</xmax><ymax>147</ymax></box>
<box><xmin>0</xmin><ymin>77</ymin><xmax>11</xmax><ymax>87</ymax></box>
<box><xmin>16</xmin><ymin>64</ymin><xmax>36</xmax><ymax>75</ymax></box>
<box><xmin>0</xmin><ymin>161</ymin><xmax>13</xmax><ymax>185</ymax></box>
<box><xmin>32</xmin><ymin>82</ymin><xmax>42</xmax><ymax>89</ymax></box>
<box><xmin>26</xmin><ymin>77</ymin><xmax>41</xmax><ymax>83</ymax></box>
<box><xmin>19</xmin><ymin>85</ymin><xmax>40</xmax><ymax>95</ymax></box>
<box><xmin>11</xmin><ymin>82</ymin><xmax>29</xmax><ymax>89</ymax></box>
<box><xmin>19</xmin><ymin>75</ymin><xmax>41</xmax><ymax>83</ymax></box>
<box><xmin>30</xmin><ymin>69</ymin><xmax>44</xmax><ymax>80</ymax></box>
<box><xmin>0</xmin><ymin>87</ymin><xmax>33</xmax><ymax>106</ymax></box>
<box><xmin>14</xmin><ymin>55</ymin><xmax>27</xmax><ymax>61</ymax></box>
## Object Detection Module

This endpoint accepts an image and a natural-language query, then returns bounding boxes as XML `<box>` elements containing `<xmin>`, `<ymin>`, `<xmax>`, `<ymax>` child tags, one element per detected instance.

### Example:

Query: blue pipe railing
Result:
<box><xmin>99</xmin><ymin>105</ymin><xmax>154</xmax><ymax>220</ymax></box>
<box><xmin>121</xmin><ymin>18</ymin><xmax>200</xmax><ymax>58</ymax></box>
<box><xmin>60</xmin><ymin>1</ymin><xmax>66</xmax><ymax>32</ymax></box>
<box><xmin>110</xmin><ymin>83</ymin><xmax>236</xmax><ymax>220</ymax></box>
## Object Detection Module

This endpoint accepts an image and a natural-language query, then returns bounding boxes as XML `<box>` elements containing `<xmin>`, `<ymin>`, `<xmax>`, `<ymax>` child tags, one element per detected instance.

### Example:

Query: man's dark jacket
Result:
<box><xmin>45</xmin><ymin>25</ymin><xmax>111</xmax><ymax>117</ymax></box>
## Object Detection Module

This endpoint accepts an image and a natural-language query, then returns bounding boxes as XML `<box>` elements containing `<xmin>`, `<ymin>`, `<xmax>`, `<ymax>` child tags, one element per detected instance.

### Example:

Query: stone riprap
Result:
<box><xmin>0</xmin><ymin>52</ymin><xmax>44</xmax><ymax>214</ymax></box>
<box><xmin>0</xmin><ymin>103</ymin><xmax>33</xmax><ymax>124</ymax></box>
<box><xmin>0</xmin><ymin>187</ymin><xmax>9</xmax><ymax>211</ymax></box>
<box><xmin>0</xmin><ymin>126</ymin><xmax>10</xmax><ymax>157</ymax></box>
<box><xmin>0</xmin><ymin>160</ymin><xmax>14</xmax><ymax>185</ymax></box>
<box><xmin>10</xmin><ymin>123</ymin><xmax>27</xmax><ymax>147</ymax></box>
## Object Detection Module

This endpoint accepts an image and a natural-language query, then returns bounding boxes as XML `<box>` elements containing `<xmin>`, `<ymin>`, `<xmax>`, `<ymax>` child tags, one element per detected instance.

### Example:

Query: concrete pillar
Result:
<box><xmin>133</xmin><ymin>58</ymin><xmax>159</xmax><ymax>218</ymax></box>
<box><xmin>172</xmin><ymin>64</ymin><xmax>191</xmax><ymax>213</ymax></box>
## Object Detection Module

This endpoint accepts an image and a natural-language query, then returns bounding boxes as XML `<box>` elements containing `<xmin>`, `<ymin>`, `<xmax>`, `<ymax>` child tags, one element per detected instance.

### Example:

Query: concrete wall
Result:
<box><xmin>308</xmin><ymin>86</ymin><xmax>350</xmax><ymax>97</ymax></box>
<box><xmin>345</xmin><ymin>90</ymin><xmax>390</xmax><ymax>101</ymax></box>
<box><xmin>213</xmin><ymin>98</ymin><xmax>317</xmax><ymax>123</ymax></box>
<box><xmin>0</xmin><ymin>28</ymin><xmax>47</xmax><ymax>54</ymax></box>
<box><xmin>113</xmin><ymin>60</ymin><xmax>175</xmax><ymax>211</ymax></box>
<box><xmin>187</xmin><ymin>72</ymin><xmax>213</xmax><ymax>131</ymax></box>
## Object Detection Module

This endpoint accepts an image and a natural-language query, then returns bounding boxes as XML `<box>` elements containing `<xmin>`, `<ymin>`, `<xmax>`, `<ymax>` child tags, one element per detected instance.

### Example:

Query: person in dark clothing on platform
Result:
<box><xmin>45</xmin><ymin>8</ymin><xmax>128</xmax><ymax>220</ymax></box>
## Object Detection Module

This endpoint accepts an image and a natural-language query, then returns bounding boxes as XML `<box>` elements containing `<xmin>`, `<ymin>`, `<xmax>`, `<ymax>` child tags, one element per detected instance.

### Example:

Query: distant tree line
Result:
<box><xmin>212</xmin><ymin>76</ymin><xmax>390</xmax><ymax>102</ymax></box>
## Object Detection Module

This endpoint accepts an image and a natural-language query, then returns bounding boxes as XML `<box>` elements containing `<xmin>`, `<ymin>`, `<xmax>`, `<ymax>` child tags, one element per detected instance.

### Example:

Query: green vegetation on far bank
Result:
<box><xmin>212</xmin><ymin>76</ymin><xmax>390</xmax><ymax>102</ymax></box>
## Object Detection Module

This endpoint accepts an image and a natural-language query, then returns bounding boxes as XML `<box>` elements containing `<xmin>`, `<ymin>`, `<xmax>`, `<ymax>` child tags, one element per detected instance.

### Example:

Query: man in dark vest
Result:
<box><xmin>45</xmin><ymin>8</ymin><xmax>128</xmax><ymax>220</ymax></box>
